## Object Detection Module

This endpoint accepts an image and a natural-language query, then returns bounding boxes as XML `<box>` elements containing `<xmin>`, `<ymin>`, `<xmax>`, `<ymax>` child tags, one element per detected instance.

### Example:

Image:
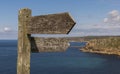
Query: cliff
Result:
<box><xmin>81</xmin><ymin>37</ymin><xmax>120</xmax><ymax>56</ymax></box>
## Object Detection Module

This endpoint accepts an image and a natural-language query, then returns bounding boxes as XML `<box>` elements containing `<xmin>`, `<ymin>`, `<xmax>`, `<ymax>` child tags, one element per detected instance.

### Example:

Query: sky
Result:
<box><xmin>0</xmin><ymin>0</ymin><xmax>120</xmax><ymax>39</ymax></box>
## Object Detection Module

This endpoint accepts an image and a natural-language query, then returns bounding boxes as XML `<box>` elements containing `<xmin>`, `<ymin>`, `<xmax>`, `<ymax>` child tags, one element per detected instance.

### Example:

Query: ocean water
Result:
<box><xmin>0</xmin><ymin>41</ymin><xmax>120</xmax><ymax>74</ymax></box>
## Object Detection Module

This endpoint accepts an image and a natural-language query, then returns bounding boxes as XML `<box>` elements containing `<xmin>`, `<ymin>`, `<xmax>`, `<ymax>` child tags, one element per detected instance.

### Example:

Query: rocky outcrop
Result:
<box><xmin>81</xmin><ymin>37</ymin><xmax>120</xmax><ymax>56</ymax></box>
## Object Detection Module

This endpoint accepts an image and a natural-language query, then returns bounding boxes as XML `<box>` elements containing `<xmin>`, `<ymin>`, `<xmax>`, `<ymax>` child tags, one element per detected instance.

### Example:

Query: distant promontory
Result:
<box><xmin>81</xmin><ymin>36</ymin><xmax>120</xmax><ymax>56</ymax></box>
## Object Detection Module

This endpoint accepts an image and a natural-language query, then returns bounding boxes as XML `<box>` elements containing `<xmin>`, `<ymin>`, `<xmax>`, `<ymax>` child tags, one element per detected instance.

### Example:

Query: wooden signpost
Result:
<box><xmin>17</xmin><ymin>8</ymin><xmax>75</xmax><ymax>74</ymax></box>
<box><xmin>27</xmin><ymin>12</ymin><xmax>75</xmax><ymax>34</ymax></box>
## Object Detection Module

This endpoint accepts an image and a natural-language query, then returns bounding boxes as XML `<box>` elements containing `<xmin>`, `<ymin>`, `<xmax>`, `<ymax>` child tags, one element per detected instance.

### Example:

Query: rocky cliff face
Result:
<box><xmin>81</xmin><ymin>37</ymin><xmax>120</xmax><ymax>56</ymax></box>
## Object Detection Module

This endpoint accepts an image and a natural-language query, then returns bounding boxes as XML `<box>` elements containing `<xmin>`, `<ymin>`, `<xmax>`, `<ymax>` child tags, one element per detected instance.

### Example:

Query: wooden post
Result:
<box><xmin>17</xmin><ymin>8</ymin><xmax>31</xmax><ymax>74</ymax></box>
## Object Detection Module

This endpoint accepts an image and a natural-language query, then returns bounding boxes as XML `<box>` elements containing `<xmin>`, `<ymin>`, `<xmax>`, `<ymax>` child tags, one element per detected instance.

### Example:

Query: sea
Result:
<box><xmin>0</xmin><ymin>40</ymin><xmax>120</xmax><ymax>74</ymax></box>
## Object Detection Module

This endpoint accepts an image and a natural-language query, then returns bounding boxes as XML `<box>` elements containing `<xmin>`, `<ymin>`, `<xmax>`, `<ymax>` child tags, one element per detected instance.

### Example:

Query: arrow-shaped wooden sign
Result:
<box><xmin>31</xmin><ymin>37</ymin><xmax>69</xmax><ymax>52</ymax></box>
<box><xmin>27</xmin><ymin>12</ymin><xmax>76</xmax><ymax>34</ymax></box>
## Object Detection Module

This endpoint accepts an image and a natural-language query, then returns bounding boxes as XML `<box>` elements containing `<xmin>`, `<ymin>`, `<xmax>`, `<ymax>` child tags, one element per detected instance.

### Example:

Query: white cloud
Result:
<box><xmin>3</xmin><ymin>27</ymin><xmax>11</xmax><ymax>32</ymax></box>
<box><xmin>104</xmin><ymin>10</ymin><xmax>120</xmax><ymax>25</ymax></box>
<box><xmin>0</xmin><ymin>27</ymin><xmax>12</xmax><ymax>32</ymax></box>
<box><xmin>71</xmin><ymin>27</ymin><xmax>120</xmax><ymax>36</ymax></box>
<box><xmin>103</xmin><ymin>18</ymin><xmax>108</xmax><ymax>23</ymax></box>
<box><xmin>109</xmin><ymin>10</ymin><xmax>119</xmax><ymax>17</ymax></box>
<box><xmin>71</xmin><ymin>10</ymin><xmax>120</xmax><ymax>36</ymax></box>
<box><xmin>114</xmin><ymin>16</ymin><xmax>120</xmax><ymax>21</ymax></box>
<box><xmin>0</xmin><ymin>27</ymin><xmax>17</xmax><ymax>39</ymax></box>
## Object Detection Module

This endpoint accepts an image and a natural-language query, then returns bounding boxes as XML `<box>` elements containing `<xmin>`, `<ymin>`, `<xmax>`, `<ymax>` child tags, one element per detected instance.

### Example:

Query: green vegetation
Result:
<box><xmin>81</xmin><ymin>37</ymin><xmax>120</xmax><ymax>55</ymax></box>
<box><xmin>87</xmin><ymin>37</ymin><xmax>120</xmax><ymax>49</ymax></box>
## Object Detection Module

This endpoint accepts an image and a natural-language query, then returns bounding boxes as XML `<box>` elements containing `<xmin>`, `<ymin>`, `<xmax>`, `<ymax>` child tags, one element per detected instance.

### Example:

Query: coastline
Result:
<box><xmin>80</xmin><ymin>48</ymin><xmax>120</xmax><ymax>56</ymax></box>
<box><xmin>80</xmin><ymin>37</ymin><xmax>120</xmax><ymax>56</ymax></box>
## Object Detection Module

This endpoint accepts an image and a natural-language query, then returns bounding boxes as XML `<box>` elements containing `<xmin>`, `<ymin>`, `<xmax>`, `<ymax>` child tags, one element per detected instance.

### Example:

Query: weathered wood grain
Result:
<box><xmin>31</xmin><ymin>37</ymin><xmax>69</xmax><ymax>52</ymax></box>
<box><xmin>27</xmin><ymin>12</ymin><xmax>75</xmax><ymax>34</ymax></box>
<box><xmin>17</xmin><ymin>8</ymin><xmax>31</xmax><ymax>74</ymax></box>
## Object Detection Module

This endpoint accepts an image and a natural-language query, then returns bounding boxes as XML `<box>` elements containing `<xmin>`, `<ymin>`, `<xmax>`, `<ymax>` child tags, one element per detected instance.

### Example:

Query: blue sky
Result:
<box><xmin>0</xmin><ymin>0</ymin><xmax>120</xmax><ymax>39</ymax></box>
